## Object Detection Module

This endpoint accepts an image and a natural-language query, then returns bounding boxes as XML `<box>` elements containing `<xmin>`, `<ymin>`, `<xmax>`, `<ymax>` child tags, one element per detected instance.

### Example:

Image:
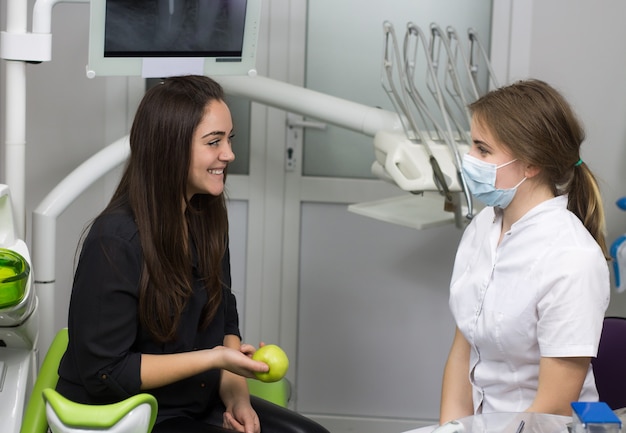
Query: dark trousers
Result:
<box><xmin>152</xmin><ymin>396</ymin><xmax>330</xmax><ymax>433</ymax></box>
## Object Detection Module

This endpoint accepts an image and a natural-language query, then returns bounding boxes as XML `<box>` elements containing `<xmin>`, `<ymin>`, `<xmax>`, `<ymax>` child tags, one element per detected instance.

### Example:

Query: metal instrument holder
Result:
<box><xmin>382</xmin><ymin>21</ymin><xmax>454</xmax><ymax>210</ymax></box>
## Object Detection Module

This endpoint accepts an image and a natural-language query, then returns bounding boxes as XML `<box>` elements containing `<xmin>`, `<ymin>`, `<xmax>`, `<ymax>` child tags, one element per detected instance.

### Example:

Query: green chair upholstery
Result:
<box><xmin>19</xmin><ymin>329</ymin><xmax>157</xmax><ymax>433</ymax></box>
<box><xmin>20</xmin><ymin>327</ymin><xmax>289</xmax><ymax>433</ymax></box>
<box><xmin>42</xmin><ymin>388</ymin><xmax>157</xmax><ymax>433</ymax></box>
<box><xmin>20</xmin><ymin>328</ymin><xmax>69</xmax><ymax>433</ymax></box>
<box><xmin>247</xmin><ymin>377</ymin><xmax>291</xmax><ymax>407</ymax></box>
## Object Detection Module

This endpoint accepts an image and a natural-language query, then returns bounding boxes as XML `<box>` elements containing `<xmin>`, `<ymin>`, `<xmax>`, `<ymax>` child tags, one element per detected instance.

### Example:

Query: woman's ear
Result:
<box><xmin>524</xmin><ymin>163</ymin><xmax>541</xmax><ymax>179</ymax></box>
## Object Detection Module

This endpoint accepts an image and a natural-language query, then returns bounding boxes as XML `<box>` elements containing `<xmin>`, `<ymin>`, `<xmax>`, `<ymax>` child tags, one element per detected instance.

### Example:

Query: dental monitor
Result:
<box><xmin>87</xmin><ymin>0</ymin><xmax>261</xmax><ymax>78</ymax></box>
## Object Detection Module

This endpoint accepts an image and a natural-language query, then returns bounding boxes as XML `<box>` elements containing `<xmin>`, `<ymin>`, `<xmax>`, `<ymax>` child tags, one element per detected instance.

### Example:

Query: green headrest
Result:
<box><xmin>42</xmin><ymin>388</ymin><xmax>158</xmax><ymax>431</ymax></box>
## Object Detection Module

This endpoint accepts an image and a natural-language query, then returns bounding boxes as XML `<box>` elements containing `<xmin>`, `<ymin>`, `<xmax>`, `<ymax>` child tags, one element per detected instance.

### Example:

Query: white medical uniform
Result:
<box><xmin>449</xmin><ymin>195</ymin><xmax>609</xmax><ymax>414</ymax></box>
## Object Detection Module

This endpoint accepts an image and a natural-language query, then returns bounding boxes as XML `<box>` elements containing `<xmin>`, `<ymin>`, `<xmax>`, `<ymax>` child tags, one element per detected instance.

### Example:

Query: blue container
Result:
<box><xmin>571</xmin><ymin>402</ymin><xmax>622</xmax><ymax>433</ymax></box>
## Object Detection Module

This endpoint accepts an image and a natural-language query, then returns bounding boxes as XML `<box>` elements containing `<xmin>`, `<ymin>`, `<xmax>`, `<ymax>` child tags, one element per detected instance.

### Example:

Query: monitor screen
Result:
<box><xmin>87</xmin><ymin>0</ymin><xmax>261</xmax><ymax>78</ymax></box>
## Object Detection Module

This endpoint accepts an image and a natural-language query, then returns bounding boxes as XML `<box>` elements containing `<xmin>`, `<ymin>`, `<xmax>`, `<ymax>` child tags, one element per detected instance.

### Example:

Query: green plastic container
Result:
<box><xmin>0</xmin><ymin>248</ymin><xmax>30</xmax><ymax>308</ymax></box>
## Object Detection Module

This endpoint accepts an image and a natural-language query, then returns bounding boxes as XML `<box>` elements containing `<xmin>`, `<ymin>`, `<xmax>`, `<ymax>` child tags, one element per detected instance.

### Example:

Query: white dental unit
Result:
<box><xmin>0</xmin><ymin>1</ymin><xmax>496</xmax><ymax>431</ymax></box>
<box><xmin>0</xmin><ymin>185</ymin><xmax>38</xmax><ymax>433</ymax></box>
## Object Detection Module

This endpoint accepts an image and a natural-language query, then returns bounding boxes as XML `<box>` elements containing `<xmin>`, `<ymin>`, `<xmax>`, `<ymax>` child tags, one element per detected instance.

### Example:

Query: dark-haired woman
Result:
<box><xmin>56</xmin><ymin>75</ymin><xmax>328</xmax><ymax>433</ymax></box>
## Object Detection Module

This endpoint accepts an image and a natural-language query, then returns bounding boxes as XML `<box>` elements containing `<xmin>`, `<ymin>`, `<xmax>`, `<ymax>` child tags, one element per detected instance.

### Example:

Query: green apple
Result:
<box><xmin>252</xmin><ymin>344</ymin><xmax>289</xmax><ymax>383</ymax></box>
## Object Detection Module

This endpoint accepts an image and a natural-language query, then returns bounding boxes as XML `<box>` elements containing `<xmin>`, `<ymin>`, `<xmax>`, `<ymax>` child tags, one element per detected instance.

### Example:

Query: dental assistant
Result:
<box><xmin>439</xmin><ymin>80</ymin><xmax>610</xmax><ymax>423</ymax></box>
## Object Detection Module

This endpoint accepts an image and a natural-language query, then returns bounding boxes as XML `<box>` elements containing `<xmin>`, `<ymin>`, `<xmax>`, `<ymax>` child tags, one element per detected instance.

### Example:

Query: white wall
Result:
<box><xmin>2</xmin><ymin>1</ymin><xmax>626</xmax><ymax>432</ymax></box>
<box><xmin>509</xmin><ymin>1</ymin><xmax>626</xmax><ymax>315</ymax></box>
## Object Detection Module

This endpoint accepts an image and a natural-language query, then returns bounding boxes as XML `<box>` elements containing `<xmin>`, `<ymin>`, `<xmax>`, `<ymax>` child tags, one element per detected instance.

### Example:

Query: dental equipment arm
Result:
<box><xmin>404</xmin><ymin>22</ymin><xmax>473</xmax><ymax>220</ymax></box>
<box><xmin>215</xmin><ymin>75</ymin><xmax>402</xmax><ymax>138</ymax></box>
<box><xmin>468</xmin><ymin>28</ymin><xmax>500</xmax><ymax>94</ymax></box>
<box><xmin>402</xmin><ymin>26</ymin><xmax>445</xmax><ymax>140</ymax></box>
<box><xmin>428</xmin><ymin>24</ymin><xmax>472</xmax><ymax>131</ymax></box>
<box><xmin>216</xmin><ymin>73</ymin><xmax>471</xmax><ymax>221</ymax></box>
<box><xmin>446</xmin><ymin>26</ymin><xmax>480</xmax><ymax>101</ymax></box>
<box><xmin>382</xmin><ymin>21</ymin><xmax>453</xmax><ymax>208</ymax></box>
<box><xmin>382</xmin><ymin>22</ymin><xmax>418</xmax><ymax>141</ymax></box>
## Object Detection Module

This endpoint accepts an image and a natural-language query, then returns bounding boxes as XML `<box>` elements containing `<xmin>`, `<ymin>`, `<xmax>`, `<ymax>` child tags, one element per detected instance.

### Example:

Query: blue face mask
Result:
<box><xmin>462</xmin><ymin>153</ymin><xmax>526</xmax><ymax>208</ymax></box>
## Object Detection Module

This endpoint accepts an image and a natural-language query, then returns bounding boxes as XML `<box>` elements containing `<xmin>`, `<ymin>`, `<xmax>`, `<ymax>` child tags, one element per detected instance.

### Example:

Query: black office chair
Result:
<box><xmin>591</xmin><ymin>316</ymin><xmax>626</xmax><ymax>410</ymax></box>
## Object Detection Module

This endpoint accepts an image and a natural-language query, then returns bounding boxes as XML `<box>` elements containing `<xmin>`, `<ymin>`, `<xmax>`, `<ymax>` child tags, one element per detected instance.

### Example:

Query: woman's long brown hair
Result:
<box><xmin>105</xmin><ymin>75</ymin><xmax>230</xmax><ymax>342</ymax></box>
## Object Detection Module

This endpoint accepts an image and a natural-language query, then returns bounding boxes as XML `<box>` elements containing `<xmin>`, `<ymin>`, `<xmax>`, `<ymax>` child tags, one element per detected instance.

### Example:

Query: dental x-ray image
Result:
<box><xmin>104</xmin><ymin>0</ymin><xmax>247</xmax><ymax>57</ymax></box>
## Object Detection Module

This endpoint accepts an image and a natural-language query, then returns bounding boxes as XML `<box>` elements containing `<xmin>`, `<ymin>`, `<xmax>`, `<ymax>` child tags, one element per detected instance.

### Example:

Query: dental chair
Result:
<box><xmin>19</xmin><ymin>328</ymin><xmax>158</xmax><ymax>433</ymax></box>
<box><xmin>2</xmin><ymin>183</ymin><xmax>292</xmax><ymax>433</ymax></box>
<box><xmin>20</xmin><ymin>327</ymin><xmax>291</xmax><ymax>433</ymax></box>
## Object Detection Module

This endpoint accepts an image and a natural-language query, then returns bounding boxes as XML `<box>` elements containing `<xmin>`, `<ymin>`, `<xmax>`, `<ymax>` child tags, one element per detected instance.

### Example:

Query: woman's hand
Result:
<box><xmin>223</xmin><ymin>399</ymin><xmax>260</xmax><ymax>433</ymax></box>
<box><xmin>220</xmin><ymin>335</ymin><xmax>263</xmax><ymax>433</ymax></box>
<box><xmin>213</xmin><ymin>345</ymin><xmax>269</xmax><ymax>378</ymax></box>
<box><xmin>239</xmin><ymin>343</ymin><xmax>259</xmax><ymax>357</ymax></box>
<box><xmin>239</xmin><ymin>341</ymin><xmax>266</xmax><ymax>358</ymax></box>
